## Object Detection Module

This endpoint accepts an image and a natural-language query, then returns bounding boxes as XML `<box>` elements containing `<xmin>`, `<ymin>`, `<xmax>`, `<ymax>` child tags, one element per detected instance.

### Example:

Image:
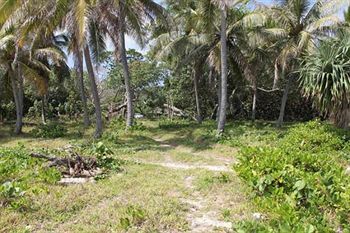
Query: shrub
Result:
<box><xmin>84</xmin><ymin>142</ymin><xmax>123</xmax><ymax>179</ymax></box>
<box><xmin>31</xmin><ymin>122</ymin><xmax>67</xmax><ymax>138</ymax></box>
<box><xmin>234</xmin><ymin>120</ymin><xmax>350</xmax><ymax>231</ymax></box>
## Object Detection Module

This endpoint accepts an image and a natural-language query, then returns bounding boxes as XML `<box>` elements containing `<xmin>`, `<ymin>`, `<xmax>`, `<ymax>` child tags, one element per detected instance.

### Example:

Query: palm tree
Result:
<box><xmin>217</xmin><ymin>4</ymin><xmax>228</xmax><ymax>133</ymax></box>
<box><xmin>0</xmin><ymin>0</ymin><xmax>103</xmax><ymax>136</ymax></box>
<box><xmin>0</xmin><ymin>31</ymin><xmax>67</xmax><ymax>134</ymax></box>
<box><xmin>72</xmin><ymin>44</ymin><xmax>91</xmax><ymax>127</ymax></box>
<box><xmin>264</xmin><ymin>0</ymin><xmax>342</xmax><ymax>127</ymax></box>
<box><xmin>299</xmin><ymin>32</ymin><xmax>350</xmax><ymax>128</ymax></box>
<box><xmin>65</xmin><ymin>0</ymin><xmax>105</xmax><ymax>137</ymax></box>
<box><xmin>98</xmin><ymin>0</ymin><xmax>166</xmax><ymax>128</ymax></box>
<box><xmin>152</xmin><ymin>0</ymin><xmax>261</xmax><ymax>124</ymax></box>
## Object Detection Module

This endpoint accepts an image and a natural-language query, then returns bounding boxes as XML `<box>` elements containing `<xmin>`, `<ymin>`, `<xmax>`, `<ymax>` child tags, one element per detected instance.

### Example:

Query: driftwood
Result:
<box><xmin>30</xmin><ymin>152</ymin><xmax>102</xmax><ymax>178</ymax></box>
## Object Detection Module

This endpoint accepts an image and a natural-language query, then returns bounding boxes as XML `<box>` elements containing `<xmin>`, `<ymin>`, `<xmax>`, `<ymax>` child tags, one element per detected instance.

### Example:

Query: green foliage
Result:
<box><xmin>87</xmin><ymin>142</ymin><xmax>123</xmax><ymax>177</ymax></box>
<box><xmin>31</xmin><ymin>122</ymin><xmax>67</xmax><ymax>138</ymax></box>
<box><xmin>0</xmin><ymin>147</ymin><xmax>61</xmax><ymax>209</ymax></box>
<box><xmin>234</xmin><ymin>120</ymin><xmax>350</xmax><ymax>231</ymax></box>
<box><xmin>218</xmin><ymin>121</ymin><xmax>283</xmax><ymax>147</ymax></box>
<box><xmin>158</xmin><ymin>119</ymin><xmax>192</xmax><ymax>129</ymax></box>
<box><xmin>299</xmin><ymin>32</ymin><xmax>350</xmax><ymax>127</ymax></box>
<box><xmin>103</xmin><ymin>49</ymin><xmax>167</xmax><ymax>117</ymax></box>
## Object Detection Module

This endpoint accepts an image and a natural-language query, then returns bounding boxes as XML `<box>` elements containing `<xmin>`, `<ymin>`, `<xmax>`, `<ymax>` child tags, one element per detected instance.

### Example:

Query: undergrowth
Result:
<box><xmin>233</xmin><ymin>120</ymin><xmax>350</xmax><ymax>232</ymax></box>
<box><xmin>30</xmin><ymin>122</ymin><xmax>67</xmax><ymax>138</ymax></box>
<box><xmin>0</xmin><ymin>146</ymin><xmax>61</xmax><ymax>210</ymax></box>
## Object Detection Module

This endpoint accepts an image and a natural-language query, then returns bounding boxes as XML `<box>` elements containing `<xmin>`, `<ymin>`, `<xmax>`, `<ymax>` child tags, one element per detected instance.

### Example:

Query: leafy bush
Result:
<box><xmin>31</xmin><ymin>122</ymin><xmax>67</xmax><ymax>138</ymax></box>
<box><xmin>0</xmin><ymin>147</ymin><xmax>61</xmax><ymax>209</ymax></box>
<box><xmin>82</xmin><ymin>142</ymin><xmax>123</xmax><ymax>180</ymax></box>
<box><xmin>234</xmin><ymin>120</ymin><xmax>350</xmax><ymax>232</ymax></box>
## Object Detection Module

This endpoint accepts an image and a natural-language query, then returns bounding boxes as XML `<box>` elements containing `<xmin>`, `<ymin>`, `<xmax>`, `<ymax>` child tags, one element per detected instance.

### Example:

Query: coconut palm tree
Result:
<box><xmin>97</xmin><ymin>0</ymin><xmax>166</xmax><ymax>128</ymax></box>
<box><xmin>264</xmin><ymin>0</ymin><xmax>343</xmax><ymax>127</ymax></box>
<box><xmin>0</xmin><ymin>0</ymin><xmax>104</xmax><ymax>136</ymax></box>
<box><xmin>0</xmin><ymin>30</ymin><xmax>67</xmax><ymax>134</ymax></box>
<box><xmin>64</xmin><ymin>0</ymin><xmax>105</xmax><ymax>137</ymax></box>
<box><xmin>153</xmin><ymin>0</ymin><xmax>265</xmax><ymax>123</ymax></box>
<box><xmin>0</xmin><ymin>0</ymin><xmax>69</xmax><ymax>133</ymax></box>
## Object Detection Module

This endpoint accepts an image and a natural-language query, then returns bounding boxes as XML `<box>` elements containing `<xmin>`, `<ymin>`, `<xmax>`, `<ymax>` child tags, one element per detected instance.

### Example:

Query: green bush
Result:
<box><xmin>31</xmin><ymin>122</ymin><xmax>67</xmax><ymax>138</ymax></box>
<box><xmin>0</xmin><ymin>147</ymin><xmax>61</xmax><ymax>209</ymax></box>
<box><xmin>234</xmin><ymin>120</ymin><xmax>350</xmax><ymax>232</ymax></box>
<box><xmin>82</xmin><ymin>142</ymin><xmax>123</xmax><ymax>180</ymax></box>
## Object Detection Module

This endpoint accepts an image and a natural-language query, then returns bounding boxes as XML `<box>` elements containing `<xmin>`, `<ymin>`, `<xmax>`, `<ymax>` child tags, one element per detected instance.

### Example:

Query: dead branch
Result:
<box><xmin>30</xmin><ymin>152</ymin><xmax>100</xmax><ymax>178</ymax></box>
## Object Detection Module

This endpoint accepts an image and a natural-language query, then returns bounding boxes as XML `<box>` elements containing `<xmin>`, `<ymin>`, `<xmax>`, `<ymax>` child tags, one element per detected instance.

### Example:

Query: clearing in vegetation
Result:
<box><xmin>1</xmin><ymin>119</ymin><xmax>350</xmax><ymax>232</ymax></box>
<box><xmin>1</xmin><ymin>120</ymin><xmax>254</xmax><ymax>233</ymax></box>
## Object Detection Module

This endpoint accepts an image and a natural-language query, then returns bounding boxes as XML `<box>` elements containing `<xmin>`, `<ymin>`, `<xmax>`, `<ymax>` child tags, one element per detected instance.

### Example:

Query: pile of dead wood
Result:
<box><xmin>30</xmin><ymin>151</ymin><xmax>103</xmax><ymax>184</ymax></box>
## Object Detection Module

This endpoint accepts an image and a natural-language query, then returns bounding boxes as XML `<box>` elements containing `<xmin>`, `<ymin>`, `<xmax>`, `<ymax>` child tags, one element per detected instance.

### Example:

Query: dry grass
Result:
<box><xmin>0</xmin><ymin>119</ymin><xmax>260</xmax><ymax>232</ymax></box>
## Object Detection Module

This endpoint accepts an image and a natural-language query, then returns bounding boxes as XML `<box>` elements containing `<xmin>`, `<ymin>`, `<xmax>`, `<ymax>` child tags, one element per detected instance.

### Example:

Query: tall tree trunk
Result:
<box><xmin>117</xmin><ymin>4</ymin><xmax>134</xmax><ymax>128</ymax></box>
<box><xmin>218</xmin><ymin>8</ymin><xmax>228</xmax><ymax>133</ymax></box>
<box><xmin>193</xmin><ymin>67</ymin><xmax>202</xmax><ymax>123</ymax></box>
<box><xmin>84</xmin><ymin>45</ymin><xmax>103</xmax><ymax>138</ymax></box>
<box><xmin>273</xmin><ymin>59</ymin><xmax>279</xmax><ymax>89</ymax></box>
<box><xmin>276</xmin><ymin>76</ymin><xmax>291</xmax><ymax>127</ymax></box>
<box><xmin>74</xmin><ymin>48</ymin><xmax>90</xmax><ymax>127</ymax></box>
<box><xmin>41</xmin><ymin>95</ymin><xmax>47</xmax><ymax>125</ymax></box>
<box><xmin>11</xmin><ymin>67</ymin><xmax>24</xmax><ymax>134</ymax></box>
<box><xmin>216</xmin><ymin>74</ymin><xmax>222</xmax><ymax>122</ymax></box>
<box><xmin>251</xmin><ymin>77</ymin><xmax>257</xmax><ymax>121</ymax></box>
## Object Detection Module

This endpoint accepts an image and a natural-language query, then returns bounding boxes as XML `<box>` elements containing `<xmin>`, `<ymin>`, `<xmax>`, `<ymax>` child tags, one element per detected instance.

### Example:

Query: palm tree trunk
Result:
<box><xmin>84</xmin><ymin>45</ymin><xmax>103</xmax><ymax>138</ymax></box>
<box><xmin>216</xmin><ymin>74</ymin><xmax>221</xmax><ymax>122</ymax></box>
<box><xmin>252</xmin><ymin>78</ymin><xmax>257</xmax><ymax>121</ymax></box>
<box><xmin>218</xmin><ymin>8</ymin><xmax>228</xmax><ymax>133</ymax></box>
<box><xmin>273</xmin><ymin>59</ymin><xmax>279</xmax><ymax>89</ymax></box>
<box><xmin>74</xmin><ymin>48</ymin><xmax>90</xmax><ymax>127</ymax></box>
<box><xmin>117</xmin><ymin>5</ymin><xmax>134</xmax><ymax>128</ymax></box>
<box><xmin>11</xmin><ymin>67</ymin><xmax>24</xmax><ymax>134</ymax></box>
<box><xmin>41</xmin><ymin>95</ymin><xmax>47</xmax><ymax>125</ymax></box>
<box><xmin>276</xmin><ymin>76</ymin><xmax>291</xmax><ymax>127</ymax></box>
<box><xmin>193</xmin><ymin>67</ymin><xmax>202</xmax><ymax>123</ymax></box>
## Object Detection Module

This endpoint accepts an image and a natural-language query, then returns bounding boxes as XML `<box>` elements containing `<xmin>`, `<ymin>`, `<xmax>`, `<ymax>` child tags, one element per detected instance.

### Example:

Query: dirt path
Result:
<box><xmin>140</xmin><ymin>136</ymin><xmax>243</xmax><ymax>233</ymax></box>
<box><xmin>182</xmin><ymin>176</ymin><xmax>233</xmax><ymax>232</ymax></box>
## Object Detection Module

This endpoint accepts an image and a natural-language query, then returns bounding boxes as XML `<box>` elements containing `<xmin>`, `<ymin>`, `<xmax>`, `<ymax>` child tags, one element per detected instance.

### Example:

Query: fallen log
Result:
<box><xmin>163</xmin><ymin>104</ymin><xmax>197</xmax><ymax>121</ymax></box>
<box><xmin>107</xmin><ymin>102</ymin><xmax>128</xmax><ymax>120</ymax></box>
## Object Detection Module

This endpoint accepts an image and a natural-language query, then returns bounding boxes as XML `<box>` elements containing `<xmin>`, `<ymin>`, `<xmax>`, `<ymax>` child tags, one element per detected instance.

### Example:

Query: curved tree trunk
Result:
<box><xmin>117</xmin><ymin>4</ymin><xmax>134</xmax><ymax>128</ymax></box>
<box><xmin>74</xmin><ymin>48</ymin><xmax>90</xmax><ymax>127</ymax></box>
<box><xmin>218</xmin><ymin>8</ymin><xmax>228</xmax><ymax>133</ymax></box>
<box><xmin>276</xmin><ymin>77</ymin><xmax>291</xmax><ymax>127</ymax></box>
<box><xmin>193</xmin><ymin>67</ymin><xmax>202</xmax><ymax>123</ymax></box>
<box><xmin>11</xmin><ymin>66</ymin><xmax>24</xmax><ymax>134</ymax></box>
<box><xmin>84</xmin><ymin>45</ymin><xmax>103</xmax><ymax>138</ymax></box>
